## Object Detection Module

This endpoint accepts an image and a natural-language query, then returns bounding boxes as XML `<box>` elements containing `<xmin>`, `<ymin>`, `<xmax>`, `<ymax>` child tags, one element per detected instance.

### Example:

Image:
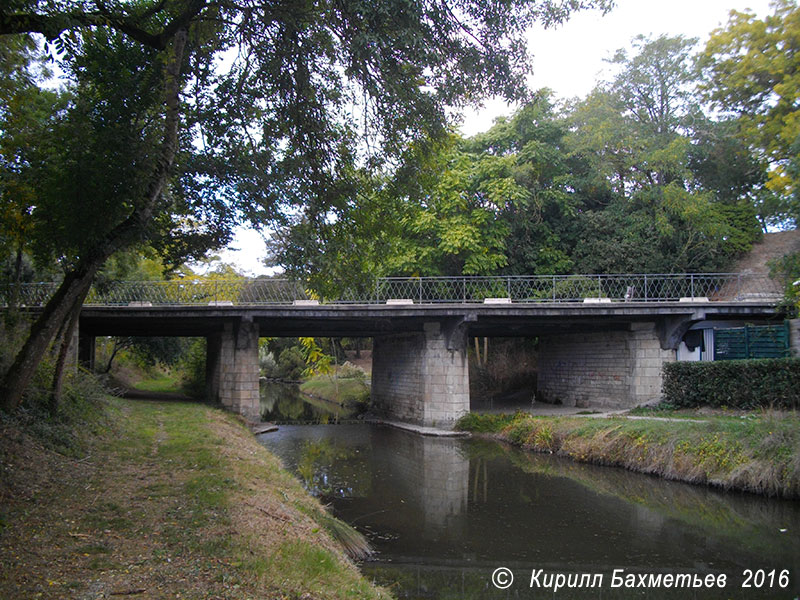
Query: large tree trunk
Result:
<box><xmin>0</xmin><ymin>29</ymin><xmax>187</xmax><ymax>413</ymax></box>
<box><xmin>49</xmin><ymin>296</ymin><xmax>84</xmax><ymax>413</ymax></box>
<box><xmin>1</xmin><ymin>267</ymin><xmax>97</xmax><ymax>411</ymax></box>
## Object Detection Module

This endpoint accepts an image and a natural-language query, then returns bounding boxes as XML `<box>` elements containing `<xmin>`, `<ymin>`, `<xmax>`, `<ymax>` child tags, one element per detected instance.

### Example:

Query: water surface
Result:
<box><xmin>260</xmin><ymin>385</ymin><xmax>800</xmax><ymax>600</ymax></box>
<box><xmin>259</xmin><ymin>422</ymin><xmax>800</xmax><ymax>599</ymax></box>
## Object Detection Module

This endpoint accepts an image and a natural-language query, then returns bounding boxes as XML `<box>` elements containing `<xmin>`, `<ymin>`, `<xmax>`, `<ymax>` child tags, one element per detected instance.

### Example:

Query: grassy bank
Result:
<box><xmin>456</xmin><ymin>411</ymin><xmax>800</xmax><ymax>498</ymax></box>
<box><xmin>0</xmin><ymin>396</ymin><xmax>389</xmax><ymax>599</ymax></box>
<box><xmin>300</xmin><ymin>375</ymin><xmax>370</xmax><ymax>406</ymax></box>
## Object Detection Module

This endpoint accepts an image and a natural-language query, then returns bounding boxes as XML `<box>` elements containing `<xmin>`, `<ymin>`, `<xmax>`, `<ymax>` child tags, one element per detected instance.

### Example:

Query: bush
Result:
<box><xmin>180</xmin><ymin>338</ymin><xmax>207</xmax><ymax>398</ymax></box>
<box><xmin>336</xmin><ymin>361</ymin><xmax>366</xmax><ymax>380</ymax></box>
<box><xmin>662</xmin><ymin>359</ymin><xmax>800</xmax><ymax>409</ymax></box>
<box><xmin>276</xmin><ymin>346</ymin><xmax>306</xmax><ymax>381</ymax></box>
<box><xmin>3</xmin><ymin>363</ymin><xmax>111</xmax><ymax>457</ymax></box>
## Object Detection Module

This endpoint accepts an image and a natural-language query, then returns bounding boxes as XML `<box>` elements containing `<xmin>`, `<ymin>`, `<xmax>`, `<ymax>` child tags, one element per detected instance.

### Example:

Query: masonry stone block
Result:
<box><xmin>538</xmin><ymin>324</ymin><xmax>675</xmax><ymax>408</ymax></box>
<box><xmin>207</xmin><ymin>319</ymin><xmax>260</xmax><ymax>420</ymax></box>
<box><xmin>372</xmin><ymin>320</ymin><xmax>469</xmax><ymax>429</ymax></box>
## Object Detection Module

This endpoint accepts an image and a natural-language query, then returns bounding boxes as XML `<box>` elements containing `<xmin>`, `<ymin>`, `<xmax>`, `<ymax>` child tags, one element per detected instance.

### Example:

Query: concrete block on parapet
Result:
<box><xmin>293</xmin><ymin>299</ymin><xmax>319</xmax><ymax>306</ymax></box>
<box><xmin>386</xmin><ymin>298</ymin><xmax>414</xmax><ymax>305</ymax></box>
<box><xmin>483</xmin><ymin>297</ymin><xmax>511</xmax><ymax>304</ymax></box>
<box><xmin>679</xmin><ymin>297</ymin><xmax>709</xmax><ymax>302</ymax></box>
<box><xmin>583</xmin><ymin>297</ymin><xmax>612</xmax><ymax>303</ymax></box>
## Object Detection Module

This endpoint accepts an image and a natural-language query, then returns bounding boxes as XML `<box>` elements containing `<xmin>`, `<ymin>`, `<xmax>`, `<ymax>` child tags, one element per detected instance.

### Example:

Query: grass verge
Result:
<box><xmin>0</xmin><ymin>396</ymin><xmax>389</xmax><ymax>599</ymax></box>
<box><xmin>456</xmin><ymin>411</ymin><xmax>800</xmax><ymax>498</ymax></box>
<box><xmin>300</xmin><ymin>376</ymin><xmax>369</xmax><ymax>406</ymax></box>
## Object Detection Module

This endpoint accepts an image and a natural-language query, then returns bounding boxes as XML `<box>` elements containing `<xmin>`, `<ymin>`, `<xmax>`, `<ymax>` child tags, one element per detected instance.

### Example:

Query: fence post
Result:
<box><xmin>644</xmin><ymin>274</ymin><xmax>648</xmax><ymax>301</ymax></box>
<box><xmin>419</xmin><ymin>278</ymin><xmax>422</xmax><ymax>304</ymax></box>
<box><xmin>690</xmin><ymin>273</ymin><xmax>695</xmax><ymax>299</ymax></box>
<box><xmin>463</xmin><ymin>277</ymin><xmax>466</xmax><ymax>303</ymax></box>
<box><xmin>552</xmin><ymin>276</ymin><xmax>556</xmax><ymax>302</ymax></box>
<box><xmin>597</xmin><ymin>275</ymin><xmax>602</xmax><ymax>299</ymax></box>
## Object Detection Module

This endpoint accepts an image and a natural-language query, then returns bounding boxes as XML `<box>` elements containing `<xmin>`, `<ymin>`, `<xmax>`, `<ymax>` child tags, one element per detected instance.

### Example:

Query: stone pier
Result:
<box><xmin>371</xmin><ymin>320</ymin><xmax>469</xmax><ymax>428</ymax></box>
<box><xmin>206</xmin><ymin>318</ymin><xmax>260</xmax><ymax>419</ymax></box>
<box><xmin>537</xmin><ymin>322</ymin><xmax>676</xmax><ymax>409</ymax></box>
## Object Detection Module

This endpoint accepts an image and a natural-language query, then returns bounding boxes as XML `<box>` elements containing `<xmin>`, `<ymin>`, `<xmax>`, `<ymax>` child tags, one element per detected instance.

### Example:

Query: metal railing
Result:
<box><xmin>375</xmin><ymin>273</ymin><xmax>783</xmax><ymax>304</ymax></box>
<box><xmin>0</xmin><ymin>273</ymin><xmax>783</xmax><ymax>307</ymax></box>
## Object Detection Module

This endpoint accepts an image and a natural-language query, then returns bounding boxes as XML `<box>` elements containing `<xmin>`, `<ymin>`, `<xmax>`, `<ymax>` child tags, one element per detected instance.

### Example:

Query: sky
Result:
<box><xmin>214</xmin><ymin>0</ymin><xmax>777</xmax><ymax>276</ymax></box>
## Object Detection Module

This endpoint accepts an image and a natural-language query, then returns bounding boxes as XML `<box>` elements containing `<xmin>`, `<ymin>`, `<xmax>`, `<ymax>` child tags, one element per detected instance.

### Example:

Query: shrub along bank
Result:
<box><xmin>662</xmin><ymin>358</ymin><xmax>800</xmax><ymax>409</ymax></box>
<box><xmin>456</xmin><ymin>411</ymin><xmax>800</xmax><ymax>498</ymax></box>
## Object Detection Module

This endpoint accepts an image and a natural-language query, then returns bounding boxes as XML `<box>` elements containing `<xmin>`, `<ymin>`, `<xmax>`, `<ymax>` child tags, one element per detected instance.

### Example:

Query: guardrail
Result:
<box><xmin>375</xmin><ymin>274</ymin><xmax>783</xmax><ymax>304</ymax></box>
<box><xmin>0</xmin><ymin>273</ymin><xmax>784</xmax><ymax>307</ymax></box>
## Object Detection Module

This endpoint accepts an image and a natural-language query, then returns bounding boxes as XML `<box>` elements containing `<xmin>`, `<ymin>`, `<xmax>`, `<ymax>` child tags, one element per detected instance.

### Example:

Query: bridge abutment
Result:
<box><xmin>372</xmin><ymin>321</ymin><xmax>469</xmax><ymax>429</ymax></box>
<box><xmin>206</xmin><ymin>319</ymin><xmax>260</xmax><ymax>419</ymax></box>
<box><xmin>537</xmin><ymin>322</ymin><xmax>675</xmax><ymax>409</ymax></box>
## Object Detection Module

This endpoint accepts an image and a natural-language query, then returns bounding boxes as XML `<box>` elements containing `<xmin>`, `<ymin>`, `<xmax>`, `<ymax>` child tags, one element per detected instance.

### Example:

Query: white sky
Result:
<box><xmin>216</xmin><ymin>0</ymin><xmax>777</xmax><ymax>276</ymax></box>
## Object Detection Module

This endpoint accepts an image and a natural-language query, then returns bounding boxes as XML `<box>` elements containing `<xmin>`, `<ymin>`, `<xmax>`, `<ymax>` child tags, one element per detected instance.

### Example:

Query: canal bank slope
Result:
<box><xmin>0</xmin><ymin>396</ymin><xmax>389</xmax><ymax>599</ymax></box>
<box><xmin>457</xmin><ymin>411</ymin><xmax>800</xmax><ymax>498</ymax></box>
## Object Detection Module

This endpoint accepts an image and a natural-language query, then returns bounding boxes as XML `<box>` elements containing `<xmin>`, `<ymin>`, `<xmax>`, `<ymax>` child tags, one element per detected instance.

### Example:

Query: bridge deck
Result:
<box><xmin>77</xmin><ymin>300</ymin><xmax>780</xmax><ymax>338</ymax></box>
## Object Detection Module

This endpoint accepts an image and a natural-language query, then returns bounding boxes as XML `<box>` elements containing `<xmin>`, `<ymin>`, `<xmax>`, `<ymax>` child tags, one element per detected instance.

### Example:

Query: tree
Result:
<box><xmin>562</xmin><ymin>34</ymin><xmax>761</xmax><ymax>273</ymax></box>
<box><xmin>0</xmin><ymin>37</ymin><xmax>61</xmax><ymax>309</ymax></box>
<box><xmin>699</xmin><ymin>0</ymin><xmax>800</xmax><ymax>227</ymax></box>
<box><xmin>467</xmin><ymin>92</ymin><xmax>577</xmax><ymax>275</ymax></box>
<box><xmin>0</xmin><ymin>0</ymin><xmax>613</xmax><ymax>410</ymax></box>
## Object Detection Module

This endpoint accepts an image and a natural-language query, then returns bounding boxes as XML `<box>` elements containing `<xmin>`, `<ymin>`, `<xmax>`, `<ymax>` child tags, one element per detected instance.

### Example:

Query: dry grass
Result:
<box><xmin>460</xmin><ymin>411</ymin><xmax>800</xmax><ymax>498</ymax></box>
<box><xmin>0</xmin><ymin>397</ymin><xmax>389</xmax><ymax>599</ymax></box>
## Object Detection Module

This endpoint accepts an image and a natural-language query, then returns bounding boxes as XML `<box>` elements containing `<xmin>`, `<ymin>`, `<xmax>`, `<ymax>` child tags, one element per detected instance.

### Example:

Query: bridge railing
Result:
<box><xmin>0</xmin><ymin>273</ymin><xmax>783</xmax><ymax>307</ymax></box>
<box><xmin>3</xmin><ymin>279</ymin><xmax>309</xmax><ymax>307</ymax></box>
<box><xmin>375</xmin><ymin>273</ymin><xmax>783</xmax><ymax>303</ymax></box>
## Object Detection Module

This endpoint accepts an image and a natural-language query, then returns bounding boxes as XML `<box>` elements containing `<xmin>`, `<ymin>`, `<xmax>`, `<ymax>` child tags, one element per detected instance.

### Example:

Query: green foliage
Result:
<box><xmin>299</xmin><ymin>376</ymin><xmax>370</xmax><ymax>407</ymax></box>
<box><xmin>299</xmin><ymin>337</ymin><xmax>333</xmax><ymax>379</ymax></box>
<box><xmin>179</xmin><ymin>338</ymin><xmax>207</xmax><ymax>399</ymax></box>
<box><xmin>275</xmin><ymin>347</ymin><xmax>307</xmax><ymax>382</ymax></box>
<box><xmin>662</xmin><ymin>359</ymin><xmax>800</xmax><ymax>410</ymax></box>
<box><xmin>769</xmin><ymin>251</ymin><xmax>800</xmax><ymax>315</ymax></box>
<box><xmin>271</xmin><ymin>33</ymin><xmax>769</xmax><ymax>282</ymax></box>
<box><xmin>4</xmin><ymin>366</ymin><xmax>111</xmax><ymax>457</ymax></box>
<box><xmin>454</xmin><ymin>411</ymin><xmax>526</xmax><ymax>433</ymax></box>
<box><xmin>699</xmin><ymin>0</ymin><xmax>800</xmax><ymax>227</ymax></box>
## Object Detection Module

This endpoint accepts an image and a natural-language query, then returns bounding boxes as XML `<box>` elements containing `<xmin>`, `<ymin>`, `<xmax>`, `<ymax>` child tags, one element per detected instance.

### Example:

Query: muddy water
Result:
<box><xmin>258</xmin><ymin>421</ymin><xmax>800</xmax><ymax>599</ymax></box>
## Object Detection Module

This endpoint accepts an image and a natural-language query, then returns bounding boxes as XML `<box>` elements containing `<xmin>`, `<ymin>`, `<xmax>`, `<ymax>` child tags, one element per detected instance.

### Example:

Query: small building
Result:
<box><xmin>677</xmin><ymin>321</ymin><xmax>792</xmax><ymax>362</ymax></box>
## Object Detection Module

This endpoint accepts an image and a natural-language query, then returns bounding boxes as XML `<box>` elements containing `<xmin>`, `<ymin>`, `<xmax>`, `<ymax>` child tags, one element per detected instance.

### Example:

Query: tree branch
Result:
<box><xmin>0</xmin><ymin>1</ymin><xmax>206</xmax><ymax>50</ymax></box>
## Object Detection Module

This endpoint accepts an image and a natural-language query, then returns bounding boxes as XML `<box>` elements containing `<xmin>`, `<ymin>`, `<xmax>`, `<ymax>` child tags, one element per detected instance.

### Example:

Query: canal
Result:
<box><xmin>256</xmin><ymin>384</ymin><xmax>800</xmax><ymax>599</ymax></box>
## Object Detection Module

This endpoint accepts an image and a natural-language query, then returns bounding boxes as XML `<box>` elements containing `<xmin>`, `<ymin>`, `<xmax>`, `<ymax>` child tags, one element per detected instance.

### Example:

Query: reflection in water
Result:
<box><xmin>260</xmin><ymin>381</ymin><xmax>362</xmax><ymax>423</ymax></box>
<box><xmin>260</xmin><ymin>424</ymin><xmax>800</xmax><ymax>599</ymax></box>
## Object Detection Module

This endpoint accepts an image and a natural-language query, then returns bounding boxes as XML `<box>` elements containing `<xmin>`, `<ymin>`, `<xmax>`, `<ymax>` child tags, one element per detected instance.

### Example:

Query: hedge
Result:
<box><xmin>662</xmin><ymin>358</ymin><xmax>800</xmax><ymax>409</ymax></box>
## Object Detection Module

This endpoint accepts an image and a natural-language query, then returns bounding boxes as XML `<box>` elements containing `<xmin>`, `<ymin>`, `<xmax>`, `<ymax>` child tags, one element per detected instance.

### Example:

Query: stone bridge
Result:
<box><xmin>7</xmin><ymin>274</ymin><xmax>785</xmax><ymax>428</ymax></box>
